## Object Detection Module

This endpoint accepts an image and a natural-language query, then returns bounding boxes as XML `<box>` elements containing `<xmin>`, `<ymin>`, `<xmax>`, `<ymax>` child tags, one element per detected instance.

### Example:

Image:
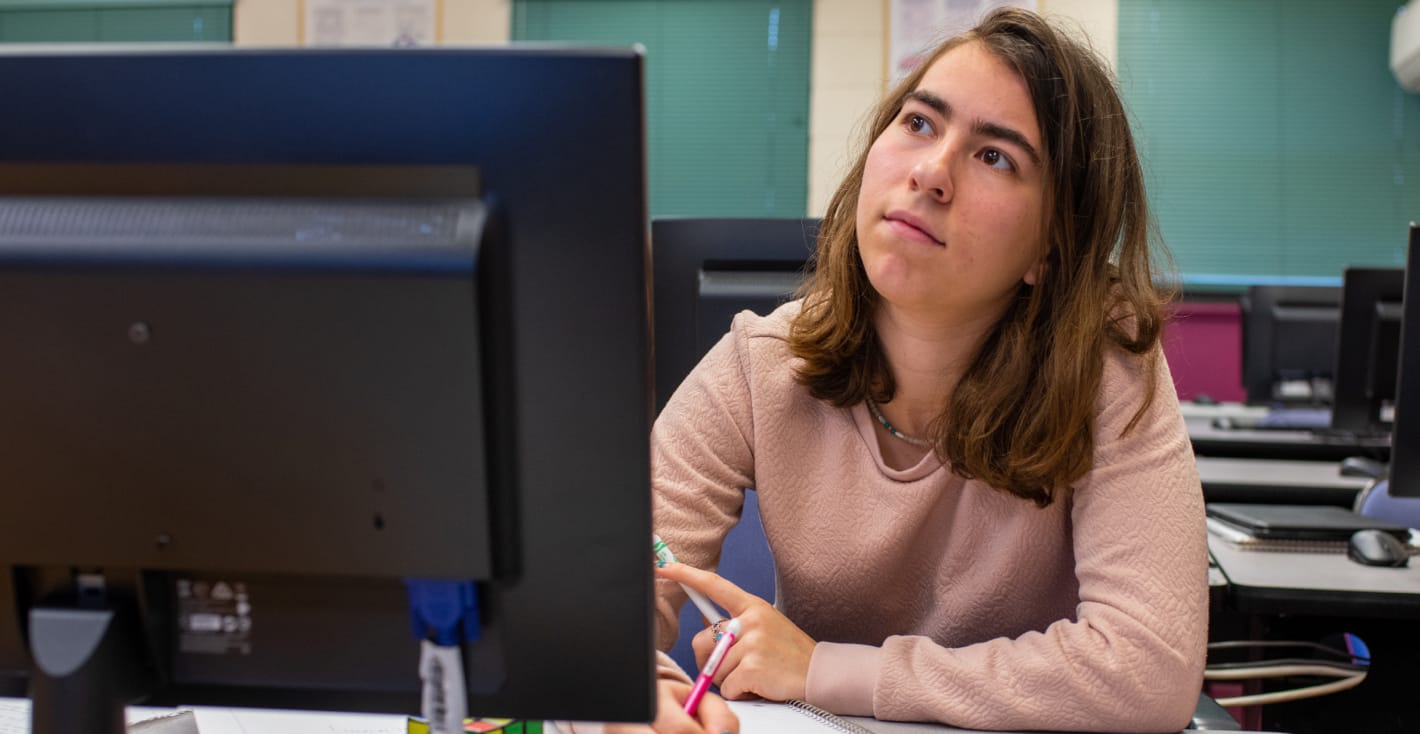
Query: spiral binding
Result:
<box><xmin>786</xmin><ymin>700</ymin><xmax>877</xmax><ymax>734</ymax></box>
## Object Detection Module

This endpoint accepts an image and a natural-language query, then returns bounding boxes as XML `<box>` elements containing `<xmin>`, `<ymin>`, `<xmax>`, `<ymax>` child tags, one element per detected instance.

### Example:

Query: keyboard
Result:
<box><xmin>1212</xmin><ymin>408</ymin><xmax>1332</xmax><ymax>431</ymax></box>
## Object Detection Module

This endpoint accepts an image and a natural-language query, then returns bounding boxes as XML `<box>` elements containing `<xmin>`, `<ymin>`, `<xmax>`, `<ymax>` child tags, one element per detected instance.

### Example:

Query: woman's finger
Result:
<box><xmin>655</xmin><ymin>563</ymin><xmax>760</xmax><ymax>617</ymax></box>
<box><xmin>690</xmin><ymin>624</ymin><xmax>717</xmax><ymax>669</ymax></box>
<box><xmin>643</xmin><ymin>679</ymin><xmax>719</xmax><ymax>734</ymax></box>
<box><xmin>709</xmin><ymin>636</ymin><xmax>748</xmax><ymax>690</ymax></box>
<box><xmin>691</xmin><ymin>689</ymin><xmax>740</xmax><ymax>734</ymax></box>
<box><xmin>691</xmin><ymin>605</ymin><xmax>815</xmax><ymax>703</ymax></box>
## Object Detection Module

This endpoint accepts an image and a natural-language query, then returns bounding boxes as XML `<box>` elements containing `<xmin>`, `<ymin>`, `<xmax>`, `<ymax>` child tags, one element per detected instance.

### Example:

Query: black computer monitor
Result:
<box><xmin>0</xmin><ymin>48</ymin><xmax>654</xmax><ymax>730</ymax></box>
<box><xmin>1331</xmin><ymin>268</ymin><xmax>1405</xmax><ymax>434</ymax></box>
<box><xmin>651</xmin><ymin>217</ymin><xmax>818</xmax><ymax>412</ymax></box>
<box><xmin>1389</xmin><ymin>226</ymin><xmax>1420</xmax><ymax>498</ymax></box>
<box><xmin>1240</xmin><ymin>285</ymin><xmax>1342</xmax><ymax>405</ymax></box>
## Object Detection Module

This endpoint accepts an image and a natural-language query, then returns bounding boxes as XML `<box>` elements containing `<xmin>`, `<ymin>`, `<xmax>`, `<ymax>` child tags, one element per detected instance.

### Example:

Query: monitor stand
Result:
<box><xmin>29</xmin><ymin>594</ymin><xmax>151</xmax><ymax>734</ymax></box>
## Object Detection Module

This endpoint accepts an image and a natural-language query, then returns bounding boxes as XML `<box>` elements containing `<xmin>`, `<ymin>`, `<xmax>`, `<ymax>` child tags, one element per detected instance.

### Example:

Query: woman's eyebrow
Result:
<box><xmin>905</xmin><ymin>90</ymin><xmax>951</xmax><ymax>118</ymax></box>
<box><xmin>973</xmin><ymin>120</ymin><xmax>1041</xmax><ymax>166</ymax></box>
<box><xmin>904</xmin><ymin>90</ymin><xmax>1041</xmax><ymax>166</ymax></box>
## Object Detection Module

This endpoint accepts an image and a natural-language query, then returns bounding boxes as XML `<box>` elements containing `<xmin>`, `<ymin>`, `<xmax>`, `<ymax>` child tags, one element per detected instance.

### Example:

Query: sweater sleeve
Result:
<box><xmin>650</xmin><ymin>313</ymin><xmax>760</xmax><ymax>657</ymax></box>
<box><xmin>806</xmin><ymin>348</ymin><xmax>1208</xmax><ymax>733</ymax></box>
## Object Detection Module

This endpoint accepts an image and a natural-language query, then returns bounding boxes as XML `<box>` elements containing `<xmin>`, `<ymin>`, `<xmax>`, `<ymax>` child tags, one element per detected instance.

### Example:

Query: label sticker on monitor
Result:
<box><xmin>176</xmin><ymin>577</ymin><xmax>253</xmax><ymax>655</ymax></box>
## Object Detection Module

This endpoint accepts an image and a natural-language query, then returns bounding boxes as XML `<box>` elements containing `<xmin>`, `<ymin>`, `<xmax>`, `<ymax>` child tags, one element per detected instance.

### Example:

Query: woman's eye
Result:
<box><xmin>905</xmin><ymin>114</ymin><xmax>934</xmax><ymax>136</ymax></box>
<box><xmin>980</xmin><ymin>148</ymin><xmax>1014</xmax><ymax>172</ymax></box>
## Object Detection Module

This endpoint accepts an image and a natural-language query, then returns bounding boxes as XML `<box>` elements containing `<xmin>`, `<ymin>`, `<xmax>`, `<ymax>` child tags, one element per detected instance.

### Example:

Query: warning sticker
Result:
<box><xmin>176</xmin><ymin>577</ymin><xmax>252</xmax><ymax>655</ymax></box>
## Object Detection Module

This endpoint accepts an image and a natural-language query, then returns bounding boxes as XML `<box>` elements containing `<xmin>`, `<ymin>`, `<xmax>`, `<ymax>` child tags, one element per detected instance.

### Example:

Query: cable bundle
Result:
<box><xmin>1206</xmin><ymin>637</ymin><xmax>1370</xmax><ymax>707</ymax></box>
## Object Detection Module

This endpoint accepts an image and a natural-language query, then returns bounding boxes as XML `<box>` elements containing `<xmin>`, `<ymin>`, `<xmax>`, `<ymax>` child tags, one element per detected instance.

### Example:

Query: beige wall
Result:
<box><xmin>807</xmin><ymin>0</ymin><xmax>1117</xmax><ymax>215</ymax></box>
<box><xmin>807</xmin><ymin>0</ymin><xmax>887</xmax><ymax>217</ymax></box>
<box><xmin>233</xmin><ymin>0</ymin><xmax>298</xmax><ymax>45</ymax></box>
<box><xmin>1041</xmin><ymin>0</ymin><xmax>1117</xmax><ymax>73</ymax></box>
<box><xmin>442</xmin><ymin>0</ymin><xmax>512</xmax><ymax>44</ymax></box>
<box><xmin>233</xmin><ymin>0</ymin><xmax>511</xmax><ymax>46</ymax></box>
<box><xmin>233</xmin><ymin>0</ymin><xmax>1117</xmax><ymax>217</ymax></box>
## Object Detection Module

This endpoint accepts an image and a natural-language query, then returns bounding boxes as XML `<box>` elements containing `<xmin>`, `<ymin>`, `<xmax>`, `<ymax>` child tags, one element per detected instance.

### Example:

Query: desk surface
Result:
<box><xmin>1208</xmin><ymin>533</ymin><xmax>1420</xmax><ymax>617</ymax></box>
<box><xmin>1195</xmin><ymin>456</ymin><xmax>1370</xmax><ymax>505</ymax></box>
<box><xmin>1183</xmin><ymin>403</ymin><xmax>1390</xmax><ymax>462</ymax></box>
<box><xmin>0</xmin><ymin>700</ymin><xmax>407</xmax><ymax>733</ymax></box>
<box><xmin>726</xmin><ymin>699</ymin><xmax>1261</xmax><ymax>734</ymax></box>
<box><xmin>1179</xmin><ymin>402</ymin><xmax>1270</xmax><ymax>421</ymax></box>
<box><xmin>1</xmin><ymin>696</ymin><xmax>1269</xmax><ymax>734</ymax></box>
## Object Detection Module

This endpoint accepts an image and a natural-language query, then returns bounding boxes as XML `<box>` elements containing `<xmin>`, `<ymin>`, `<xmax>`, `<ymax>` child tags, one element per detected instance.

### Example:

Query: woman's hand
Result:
<box><xmin>604</xmin><ymin>678</ymin><xmax>738</xmax><ymax>734</ymax></box>
<box><xmin>656</xmin><ymin>562</ymin><xmax>817</xmax><ymax>702</ymax></box>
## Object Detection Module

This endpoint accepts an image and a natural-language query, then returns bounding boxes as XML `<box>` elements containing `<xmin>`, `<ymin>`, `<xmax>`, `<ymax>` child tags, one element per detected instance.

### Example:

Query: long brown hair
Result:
<box><xmin>789</xmin><ymin>7</ymin><xmax>1173</xmax><ymax>507</ymax></box>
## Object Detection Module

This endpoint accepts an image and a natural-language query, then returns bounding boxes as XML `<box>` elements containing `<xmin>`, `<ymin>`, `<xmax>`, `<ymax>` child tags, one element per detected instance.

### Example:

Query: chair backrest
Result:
<box><xmin>651</xmin><ymin>217</ymin><xmax>818</xmax><ymax>412</ymax></box>
<box><xmin>653</xmin><ymin>218</ymin><xmax>809</xmax><ymax>673</ymax></box>
<box><xmin>1354</xmin><ymin>478</ymin><xmax>1420</xmax><ymax>529</ymax></box>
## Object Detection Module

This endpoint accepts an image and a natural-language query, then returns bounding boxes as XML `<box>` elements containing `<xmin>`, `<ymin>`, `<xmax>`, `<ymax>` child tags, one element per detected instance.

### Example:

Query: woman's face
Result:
<box><xmin>855</xmin><ymin>41</ymin><xmax>1047</xmax><ymax>324</ymax></box>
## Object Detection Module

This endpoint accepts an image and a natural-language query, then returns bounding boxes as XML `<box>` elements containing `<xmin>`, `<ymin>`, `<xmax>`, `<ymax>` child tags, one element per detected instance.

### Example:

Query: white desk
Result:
<box><xmin>1208</xmin><ymin>534</ymin><xmax>1420</xmax><ymax>617</ymax></box>
<box><xmin>1183</xmin><ymin>408</ymin><xmax>1389</xmax><ymax>462</ymax></box>
<box><xmin>0</xmin><ymin>696</ymin><xmax>1267</xmax><ymax>734</ymax></box>
<box><xmin>726</xmin><ymin>699</ymin><xmax>1265</xmax><ymax>734</ymax></box>
<box><xmin>0</xmin><ymin>699</ymin><xmax>407</xmax><ymax>734</ymax></box>
<box><xmin>1195</xmin><ymin>456</ymin><xmax>1371</xmax><ymax>505</ymax></box>
<box><xmin>1179</xmin><ymin>402</ymin><xmax>1270</xmax><ymax>422</ymax></box>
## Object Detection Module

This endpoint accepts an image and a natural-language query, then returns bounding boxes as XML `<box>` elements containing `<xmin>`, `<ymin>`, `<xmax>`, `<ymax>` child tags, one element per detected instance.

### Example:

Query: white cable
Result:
<box><xmin>1213</xmin><ymin>672</ymin><xmax>1366</xmax><ymax>707</ymax></box>
<box><xmin>419</xmin><ymin>640</ymin><xmax>468</xmax><ymax>734</ymax></box>
<box><xmin>1205</xmin><ymin>664</ymin><xmax>1366</xmax><ymax>681</ymax></box>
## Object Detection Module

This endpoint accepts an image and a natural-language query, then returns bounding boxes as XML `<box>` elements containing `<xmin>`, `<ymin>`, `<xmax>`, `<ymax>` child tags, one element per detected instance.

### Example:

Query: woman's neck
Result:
<box><xmin>872</xmin><ymin>302</ymin><xmax>1000</xmax><ymax>435</ymax></box>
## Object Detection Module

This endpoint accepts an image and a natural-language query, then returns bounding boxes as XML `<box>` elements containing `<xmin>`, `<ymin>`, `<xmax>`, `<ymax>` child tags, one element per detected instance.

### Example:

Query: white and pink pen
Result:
<box><xmin>683</xmin><ymin>617</ymin><xmax>741</xmax><ymax>716</ymax></box>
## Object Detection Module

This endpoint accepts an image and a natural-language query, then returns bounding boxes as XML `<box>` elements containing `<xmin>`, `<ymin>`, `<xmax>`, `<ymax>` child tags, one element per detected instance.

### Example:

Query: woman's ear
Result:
<box><xmin>1023</xmin><ymin>255</ymin><xmax>1046</xmax><ymax>286</ymax></box>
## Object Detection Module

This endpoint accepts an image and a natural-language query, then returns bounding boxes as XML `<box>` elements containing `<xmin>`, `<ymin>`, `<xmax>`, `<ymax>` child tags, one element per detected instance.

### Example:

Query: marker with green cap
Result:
<box><xmin>652</xmin><ymin>534</ymin><xmax>727</xmax><ymax>624</ymax></box>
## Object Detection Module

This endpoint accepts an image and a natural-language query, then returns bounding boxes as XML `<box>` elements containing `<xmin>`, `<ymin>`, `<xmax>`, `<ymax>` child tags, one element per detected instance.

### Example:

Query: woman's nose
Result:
<box><xmin>908</xmin><ymin>145</ymin><xmax>954</xmax><ymax>202</ymax></box>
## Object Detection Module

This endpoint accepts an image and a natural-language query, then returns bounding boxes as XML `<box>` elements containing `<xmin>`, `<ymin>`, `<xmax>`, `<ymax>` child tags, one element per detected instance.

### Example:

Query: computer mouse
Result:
<box><xmin>1347</xmin><ymin>529</ymin><xmax>1410</xmax><ymax>567</ymax></box>
<box><xmin>1339</xmin><ymin>456</ymin><xmax>1387</xmax><ymax>479</ymax></box>
<box><xmin>1192</xmin><ymin>393</ymin><xmax>1218</xmax><ymax>406</ymax></box>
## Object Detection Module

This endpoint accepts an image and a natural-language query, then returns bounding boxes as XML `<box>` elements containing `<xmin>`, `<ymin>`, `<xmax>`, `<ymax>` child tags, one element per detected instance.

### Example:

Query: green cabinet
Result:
<box><xmin>513</xmin><ymin>0</ymin><xmax>813</xmax><ymax>218</ymax></box>
<box><xmin>1118</xmin><ymin>0</ymin><xmax>1420</xmax><ymax>284</ymax></box>
<box><xmin>0</xmin><ymin>1</ymin><xmax>231</xmax><ymax>43</ymax></box>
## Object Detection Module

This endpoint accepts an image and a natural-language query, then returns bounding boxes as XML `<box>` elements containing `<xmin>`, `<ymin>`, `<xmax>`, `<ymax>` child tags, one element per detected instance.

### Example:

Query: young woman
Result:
<box><xmin>641</xmin><ymin>8</ymin><xmax>1206</xmax><ymax>733</ymax></box>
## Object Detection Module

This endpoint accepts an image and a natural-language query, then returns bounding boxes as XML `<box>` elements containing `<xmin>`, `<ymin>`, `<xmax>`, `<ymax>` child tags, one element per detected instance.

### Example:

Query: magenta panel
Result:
<box><xmin>1163</xmin><ymin>300</ymin><xmax>1245</xmax><ymax>403</ymax></box>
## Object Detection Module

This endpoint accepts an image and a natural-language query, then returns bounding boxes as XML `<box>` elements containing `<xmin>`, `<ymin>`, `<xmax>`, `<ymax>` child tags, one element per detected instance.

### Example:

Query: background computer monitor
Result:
<box><xmin>0</xmin><ymin>47</ymin><xmax>653</xmax><ymax>728</ymax></box>
<box><xmin>1240</xmin><ymin>285</ymin><xmax>1342</xmax><ymax>405</ymax></box>
<box><xmin>1331</xmin><ymin>268</ymin><xmax>1405</xmax><ymax>434</ymax></box>
<box><xmin>1389</xmin><ymin>226</ymin><xmax>1420</xmax><ymax>498</ymax></box>
<box><xmin>651</xmin><ymin>217</ymin><xmax>819</xmax><ymax>411</ymax></box>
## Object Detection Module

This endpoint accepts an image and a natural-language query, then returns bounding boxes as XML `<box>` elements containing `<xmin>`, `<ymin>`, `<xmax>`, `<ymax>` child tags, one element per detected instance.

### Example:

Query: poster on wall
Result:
<box><xmin>302</xmin><ymin>0</ymin><xmax>439</xmax><ymax>47</ymax></box>
<box><xmin>890</xmin><ymin>0</ymin><xmax>1036</xmax><ymax>82</ymax></box>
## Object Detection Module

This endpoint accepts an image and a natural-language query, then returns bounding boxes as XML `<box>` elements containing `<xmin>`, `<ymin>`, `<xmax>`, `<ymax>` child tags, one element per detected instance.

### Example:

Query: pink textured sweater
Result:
<box><xmin>652</xmin><ymin>302</ymin><xmax>1208</xmax><ymax>733</ymax></box>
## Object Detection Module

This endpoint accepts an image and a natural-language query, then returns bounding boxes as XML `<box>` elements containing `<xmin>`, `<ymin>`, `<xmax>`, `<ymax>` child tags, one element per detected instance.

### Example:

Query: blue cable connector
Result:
<box><xmin>406</xmin><ymin>579</ymin><xmax>481</xmax><ymax>645</ymax></box>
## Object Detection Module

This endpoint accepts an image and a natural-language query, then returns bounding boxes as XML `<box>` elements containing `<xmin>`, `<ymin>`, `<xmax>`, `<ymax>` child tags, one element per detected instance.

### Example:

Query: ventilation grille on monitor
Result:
<box><xmin>0</xmin><ymin>198</ymin><xmax>468</xmax><ymax>247</ymax></box>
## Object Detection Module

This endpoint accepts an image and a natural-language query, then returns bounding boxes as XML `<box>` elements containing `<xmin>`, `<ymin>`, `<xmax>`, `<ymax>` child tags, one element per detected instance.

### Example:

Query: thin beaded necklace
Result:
<box><xmin>865</xmin><ymin>398</ymin><xmax>933</xmax><ymax>447</ymax></box>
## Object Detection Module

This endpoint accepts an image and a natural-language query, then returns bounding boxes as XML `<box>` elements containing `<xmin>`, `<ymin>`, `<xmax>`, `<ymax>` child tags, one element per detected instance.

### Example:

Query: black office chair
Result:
<box><xmin>1354</xmin><ymin>477</ymin><xmax>1420</xmax><ymax>529</ymax></box>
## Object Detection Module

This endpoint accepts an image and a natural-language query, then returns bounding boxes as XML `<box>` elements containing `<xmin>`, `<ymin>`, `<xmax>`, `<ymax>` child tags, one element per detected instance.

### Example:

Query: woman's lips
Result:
<box><xmin>884</xmin><ymin>215</ymin><xmax>943</xmax><ymax>246</ymax></box>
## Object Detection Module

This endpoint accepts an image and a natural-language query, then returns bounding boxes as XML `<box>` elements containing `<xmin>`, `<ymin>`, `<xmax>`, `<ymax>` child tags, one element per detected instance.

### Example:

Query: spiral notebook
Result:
<box><xmin>728</xmin><ymin>700</ymin><xmax>877</xmax><ymax>733</ymax></box>
<box><xmin>1206</xmin><ymin>503</ymin><xmax>1411</xmax><ymax>542</ymax></box>
<box><xmin>727</xmin><ymin>700</ymin><xmax>1106</xmax><ymax>734</ymax></box>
